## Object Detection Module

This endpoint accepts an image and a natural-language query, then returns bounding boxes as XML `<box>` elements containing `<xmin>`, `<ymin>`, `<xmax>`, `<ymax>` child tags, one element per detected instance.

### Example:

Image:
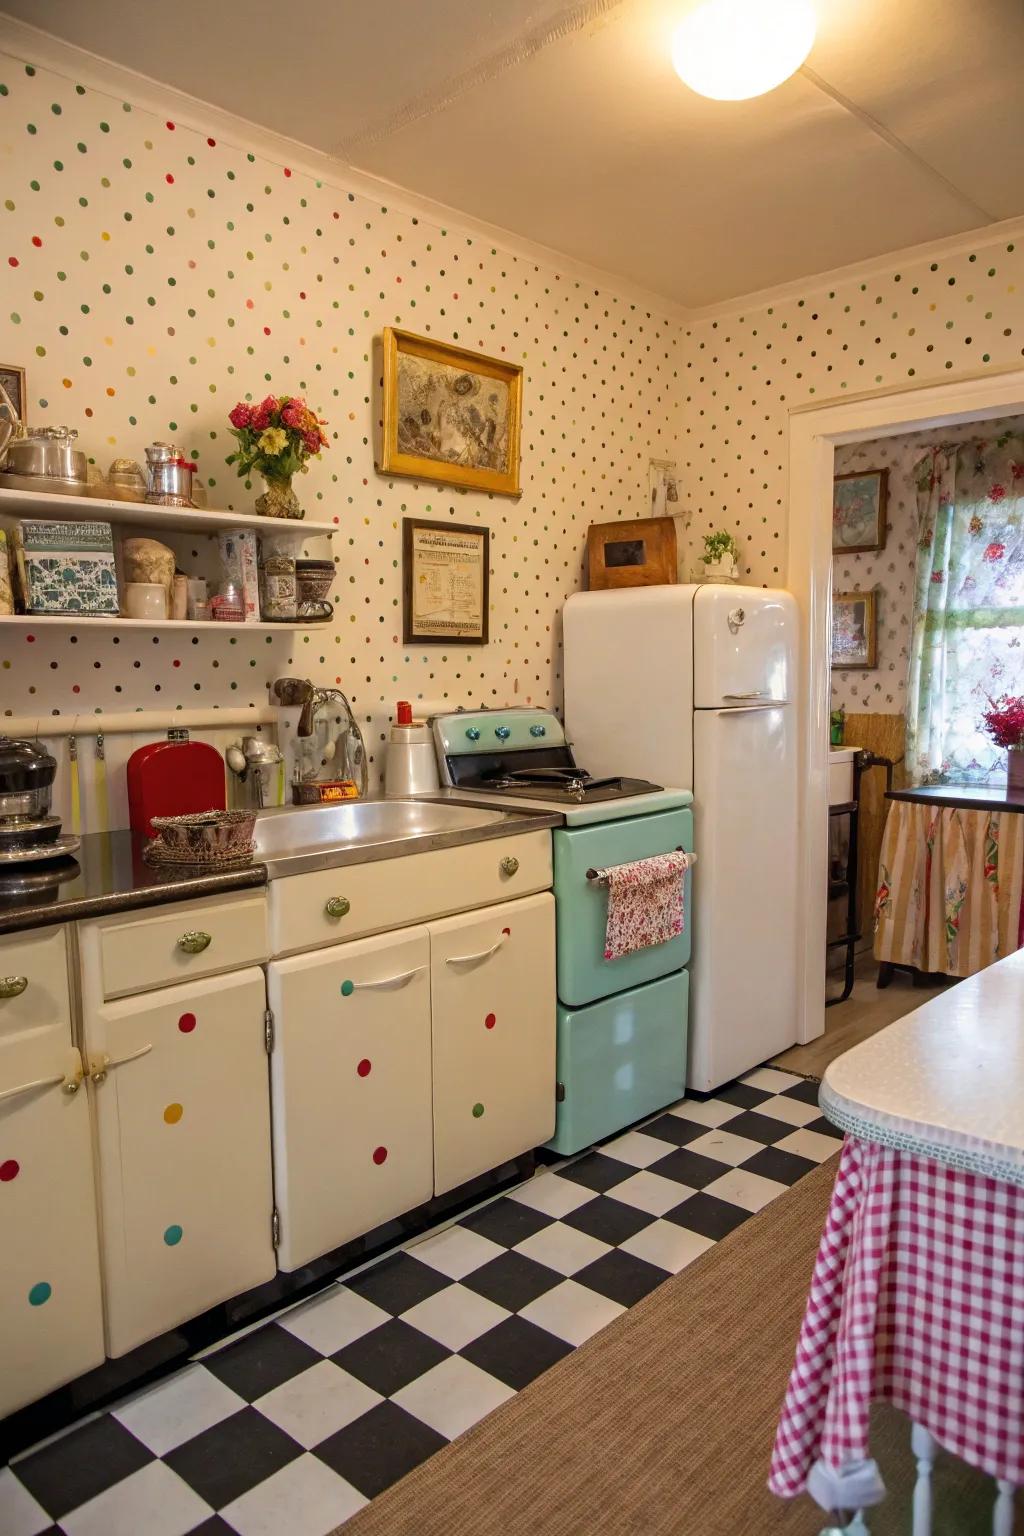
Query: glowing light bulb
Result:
<box><xmin>671</xmin><ymin>0</ymin><xmax>816</xmax><ymax>101</ymax></box>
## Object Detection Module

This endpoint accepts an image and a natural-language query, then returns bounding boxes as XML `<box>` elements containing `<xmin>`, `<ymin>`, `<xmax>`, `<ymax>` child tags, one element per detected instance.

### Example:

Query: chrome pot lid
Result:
<box><xmin>0</xmin><ymin>736</ymin><xmax>58</xmax><ymax>793</ymax></box>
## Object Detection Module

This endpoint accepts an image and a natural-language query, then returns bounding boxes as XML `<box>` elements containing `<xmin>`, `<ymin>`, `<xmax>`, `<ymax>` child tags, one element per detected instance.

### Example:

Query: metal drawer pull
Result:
<box><xmin>324</xmin><ymin>896</ymin><xmax>351</xmax><ymax>919</ymax></box>
<box><xmin>177</xmin><ymin>930</ymin><xmax>212</xmax><ymax>954</ymax></box>
<box><xmin>346</xmin><ymin>966</ymin><xmax>426</xmax><ymax>994</ymax></box>
<box><xmin>0</xmin><ymin>975</ymin><xmax>28</xmax><ymax>998</ymax></box>
<box><xmin>586</xmin><ymin>845</ymin><xmax>691</xmax><ymax>881</ymax></box>
<box><xmin>88</xmin><ymin>1043</ymin><xmax>153</xmax><ymax>1084</ymax></box>
<box><xmin>445</xmin><ymin>932</ymin><xmax>510</xmax><ymax>967</ymax></box>
<box><xmin>499</xmin><ymin>856</ymin><xmax>520</xmax><ymax>877</ymax></box>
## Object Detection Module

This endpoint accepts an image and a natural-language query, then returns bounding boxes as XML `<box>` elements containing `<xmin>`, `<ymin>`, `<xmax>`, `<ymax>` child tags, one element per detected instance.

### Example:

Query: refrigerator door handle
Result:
<box><xmin>709</xmin><ymin>702</ymin><xmax>787</xmax><ymax>714</ymax></box>
<box><xmin>723</xmin><ymin>690</ymin><xmax>770</xmax><ymax>699</ymax></box>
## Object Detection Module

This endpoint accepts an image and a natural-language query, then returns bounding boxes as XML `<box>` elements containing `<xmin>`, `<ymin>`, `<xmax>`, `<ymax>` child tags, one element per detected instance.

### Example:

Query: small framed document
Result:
<box><xmin>402</xmin><ymin>518</ymin><xmax>490</xmax><ymax>645</ymax></box>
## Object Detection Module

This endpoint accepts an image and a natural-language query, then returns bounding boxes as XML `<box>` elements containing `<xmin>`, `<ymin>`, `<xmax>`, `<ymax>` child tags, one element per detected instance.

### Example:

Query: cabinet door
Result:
<box><xmin>84</xmin><ymin>967</ymin><xmax>275</xmax><ymax>1357</ymax></box>
<box><xmin>430</xmin><ymin>893</ymin><xmax>556</xmax><ymax>1196</ymax></box>
<box><xmin>0</xmin><ymin>928</ymin><xmax>106</xmax><ymax>1416</ymax></box>
<box><xmin>267</xmin><ymin>928</ymin><xmax>433</xmax><ymax>1271</ymax></box>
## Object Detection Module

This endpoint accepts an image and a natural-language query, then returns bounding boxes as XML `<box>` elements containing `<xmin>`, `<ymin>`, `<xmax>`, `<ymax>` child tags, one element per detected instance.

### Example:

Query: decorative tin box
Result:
<box><xmin>21</xmin><ymin>520</ymin><xmax>119</xmax><ymax>616</ymax></box>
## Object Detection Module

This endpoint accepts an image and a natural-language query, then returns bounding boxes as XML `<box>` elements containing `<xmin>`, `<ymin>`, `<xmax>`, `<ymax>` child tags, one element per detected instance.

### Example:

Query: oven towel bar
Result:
<box><xmin>585</xmin><ymin>845</ymin><xmax>690</xmax><ymax>881</ymax></box>
<box><xmin>588</xmin><ymin>849</ymin><xmax>696</xmax><ymax>962</ymax></box>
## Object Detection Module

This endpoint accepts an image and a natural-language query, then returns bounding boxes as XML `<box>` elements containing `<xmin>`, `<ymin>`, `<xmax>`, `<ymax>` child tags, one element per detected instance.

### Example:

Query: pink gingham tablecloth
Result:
<box><xmin>770</xmin><ymin>1134</ymin><xmax>1024</xmax><ymax>1497</ymax></box>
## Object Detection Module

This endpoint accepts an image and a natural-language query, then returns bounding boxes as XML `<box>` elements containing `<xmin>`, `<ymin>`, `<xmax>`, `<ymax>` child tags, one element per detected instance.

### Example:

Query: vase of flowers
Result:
<box><xmin>699</xmin><ymin>530</ymin><xmax>741</xmax><ymax>583</ymax></box>
<box><xmin>226</xmin><ymin>395</ymin><xmax>329</xmax><ymax>520</ymax></box>
<box><xmin>980</xmin><ymin>695</ymin><xmax>1024</xmax><ymax>792</ymax></box>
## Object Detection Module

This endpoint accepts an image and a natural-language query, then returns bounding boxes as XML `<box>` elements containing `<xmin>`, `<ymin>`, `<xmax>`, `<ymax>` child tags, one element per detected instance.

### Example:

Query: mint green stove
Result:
<box><xmin>432</xmin><ymin>708</ymin><xmax>693</xmax><ymax>1154</ymax></box>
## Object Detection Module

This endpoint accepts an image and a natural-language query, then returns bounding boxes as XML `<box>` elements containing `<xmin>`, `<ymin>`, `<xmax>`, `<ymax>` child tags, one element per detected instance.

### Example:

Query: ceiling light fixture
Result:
<box><xmin>671</xmin><ymin>0</ymin><xmax>816</xmax><ymax>101</ymax></box>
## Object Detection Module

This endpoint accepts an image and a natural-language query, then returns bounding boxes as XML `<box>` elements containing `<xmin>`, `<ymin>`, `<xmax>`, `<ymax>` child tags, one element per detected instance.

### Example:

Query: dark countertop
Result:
<box><xmin>0</xmin><ymin>830</ymin><xmax>267</xmax><ymax>936</ymax></box>
<box><xmin>887</xmin><ymin>783</ymin><xmax>1024</xmax><ymax>814</ymax></box>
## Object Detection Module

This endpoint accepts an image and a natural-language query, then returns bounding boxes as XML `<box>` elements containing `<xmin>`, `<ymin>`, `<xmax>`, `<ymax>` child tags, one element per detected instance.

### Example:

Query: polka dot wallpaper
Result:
<box><xmin>679</xmin><ymin>242</ymin><xmax>1024</xmax><ymax>587</ymax></box>
<box><xmin>830</xmin><ymin>414</ymin><xmax>1024</xmax><ymax>713</ymax></box>
<box><xmin>0</xmin><ymin>51</ymin><xmax>680</xmax><ymax>772</ymax></box>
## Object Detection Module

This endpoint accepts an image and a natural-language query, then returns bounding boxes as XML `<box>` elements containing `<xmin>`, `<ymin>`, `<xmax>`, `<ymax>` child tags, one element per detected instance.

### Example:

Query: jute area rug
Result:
<box><xmin>338</xmin><ymin>1155</ymin><xmax>1020</xmax><ymax>1535</ymax></box>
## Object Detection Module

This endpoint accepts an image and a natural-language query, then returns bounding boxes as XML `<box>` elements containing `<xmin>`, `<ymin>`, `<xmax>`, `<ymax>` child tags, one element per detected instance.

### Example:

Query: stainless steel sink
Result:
<box><xmin>253</xmin><ymin>797</ymin><xmax>511</xmax><ymax>876</ymax></box>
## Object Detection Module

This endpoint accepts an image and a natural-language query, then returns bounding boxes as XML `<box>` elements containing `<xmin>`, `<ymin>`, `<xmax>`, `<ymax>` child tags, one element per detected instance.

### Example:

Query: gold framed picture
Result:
<box><xmin>380</xmin><ymin>328</ymin><xmax>522</xmax><ymax>496</ymax></box>
<box><xmin>0</xmin><ymin>363</ymin><xmax>26</xmax><ymax>427</ymax></box>
<box><xmin>832</xmin><ymin>468</ymin><xmax>888</xmax><ymax>553</ymax></box>
<box><xmin>403</xmin><ymin>517</ymin><xmax>490</xmax><ymax>645</ymax></box>
<box><xmin>831</xmin><ymin>590</ymin><xmax>877</xmax><ymax>669</ymax></box>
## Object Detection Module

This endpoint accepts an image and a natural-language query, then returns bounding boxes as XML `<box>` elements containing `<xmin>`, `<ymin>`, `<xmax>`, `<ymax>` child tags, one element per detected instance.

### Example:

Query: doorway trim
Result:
<box><xmin>787</xmin><ymin>366</ymin><xmax>1024</xmax><ymax>1044</ymax></box>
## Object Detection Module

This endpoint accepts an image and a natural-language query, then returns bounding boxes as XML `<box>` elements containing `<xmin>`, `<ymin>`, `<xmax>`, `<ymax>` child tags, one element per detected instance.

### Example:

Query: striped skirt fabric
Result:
<box><xmin>873</xmin><ymin>802</ymin><xmax>1024</xmax><ymax>978</ymax></box>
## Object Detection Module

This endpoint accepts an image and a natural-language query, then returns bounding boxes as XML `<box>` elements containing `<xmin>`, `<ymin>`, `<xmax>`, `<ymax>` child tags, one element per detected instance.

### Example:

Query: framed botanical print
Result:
<box><xmin>380</xmin><ymin>328</ymin><xmax>522</xmax><ymax>496</ymax></box>
<box><xmin>832</xmin><ymin>590</ymin><xmax>877</xmax><ymax>669</ymax></box>
<box><xmin>402</xmin><ymin>517</ymin><xmax>490</xmax><ymax>645</ymax></box>
<box><xmin>0</xmin><ymin>363</ymin><xmax>26</xmax><ymax>427</ymax></box>
<box><xmin>832</xmin><ymin>468</ymin><xmax>887</xmax><ymax>553</ymax></box>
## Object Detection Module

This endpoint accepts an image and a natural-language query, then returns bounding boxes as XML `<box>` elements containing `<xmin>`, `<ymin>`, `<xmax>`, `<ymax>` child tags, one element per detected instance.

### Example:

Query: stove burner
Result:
<box><xmin>484</xmin><ymin>766</ymin><xmax>624</xmax><ymax>797</ymax></box>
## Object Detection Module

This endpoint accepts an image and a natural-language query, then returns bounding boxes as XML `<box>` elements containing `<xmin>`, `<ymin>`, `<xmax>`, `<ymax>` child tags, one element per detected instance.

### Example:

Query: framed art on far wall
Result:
<box><xmin>0</xmin><ymin>363</ymin><xmax>26</xmax><ymax>427</ymax></box>
<box><xmin>832</xmin><ymin>590</ymin><xmax>877</xmax><ymax>669</ymax></box>
<box><xmin>832</xmin><ymin>468</ymin><xmax>887</xmax><ymax>553</ymax></box>
<box><xmin>380</xmin><ymin>328</ymin><xmax>522</xmax><ymax>497</ymax></box>
<box><xmin>402</xmin><ymin>517</ymin><xmax>490</xmax><ymax>645</ymax></box>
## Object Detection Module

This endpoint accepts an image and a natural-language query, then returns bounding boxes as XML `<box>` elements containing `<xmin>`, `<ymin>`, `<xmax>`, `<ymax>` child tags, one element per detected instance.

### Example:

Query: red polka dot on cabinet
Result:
<box><xmin>178</xmin><ymin>1012</ymin><xmax>197</xmax><ymax>1033</ymax></box>
<box><xmin>0</xmin><ymin>1159</ymin><xmax>20</xmax><ymax>1182</ymax></box>
<box><xmin>372</xmin><ymin>1146</ymin><xmax>388</xmax><ymax>1165</ymax></box>
<box><xmin>484</xmin><ymin>1013</ymin><xmax>496</xmax><ymax>1030</ymax></box>
<box><xmin>356</xmin><ymin>1058</ymin><xmax>372</xmax><ymax>1077</ymax></box>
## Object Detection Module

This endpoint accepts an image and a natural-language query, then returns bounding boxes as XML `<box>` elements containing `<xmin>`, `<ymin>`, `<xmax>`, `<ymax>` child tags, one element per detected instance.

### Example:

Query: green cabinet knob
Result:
<box><xmin>325</xmin><ymin>896</ymin><xmax>351</xmax><ymax>919</ymax></box>
<box><xmin>499</xmin><ymin>856</ymin><xmax>520</xmax><ymax>877</ymax></box>
<box><xmin>0</xmin><ymin>975</ymin><xmax>28</xmax><ymax>999</ymax></box>
<box><xmin>177</xmin><ymin>931</ymin><xmax>212</xmax><ymax>955</ymax></box>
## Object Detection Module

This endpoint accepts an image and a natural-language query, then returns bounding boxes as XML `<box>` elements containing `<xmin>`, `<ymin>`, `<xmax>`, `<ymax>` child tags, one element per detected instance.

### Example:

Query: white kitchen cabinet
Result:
<box><xmin>0</xmin><ymin>927</ymin><xmax>106</xmax><ymax>1418</ymax></box>
<box><xmin>429</xmin><ymin>892</ymin><xmax>556</xmax><ymax>1195</ymax></box>
<box><xmin>266</xmin><ymin>927</ymin><xmax>434</xmax><ymax>1271</ymax></box>
<box><xmin>83</xmin><ymin>966</ymin><xmax>275</xmax><ymax>1357</ymax></box>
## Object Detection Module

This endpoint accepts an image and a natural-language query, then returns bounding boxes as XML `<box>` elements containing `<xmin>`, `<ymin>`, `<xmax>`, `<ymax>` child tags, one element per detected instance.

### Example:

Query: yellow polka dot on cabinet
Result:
<box><xmin>163</xmin><ymin>1102</ymin><xmax>184</xmax><ymax>1124</ymax></box>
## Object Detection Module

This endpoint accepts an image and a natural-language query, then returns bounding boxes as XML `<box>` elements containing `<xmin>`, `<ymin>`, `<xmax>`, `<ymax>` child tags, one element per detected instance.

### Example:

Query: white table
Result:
<box><xmin>820</xmin><ymin>947</ymin><xmax>1024</xmax><ymax>1187</ymax></box>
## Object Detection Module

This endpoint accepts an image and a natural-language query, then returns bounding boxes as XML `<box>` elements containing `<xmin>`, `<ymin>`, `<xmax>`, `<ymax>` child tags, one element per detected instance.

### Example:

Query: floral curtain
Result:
<box><xmin>907</xmin><ymin>431</ymin><xmax>1024</xmax><ymax>784</ymax></box>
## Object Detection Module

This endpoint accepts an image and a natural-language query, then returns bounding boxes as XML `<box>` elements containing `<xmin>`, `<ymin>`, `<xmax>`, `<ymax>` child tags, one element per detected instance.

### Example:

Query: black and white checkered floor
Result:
<box><xmin>1</xmin><ymin>1068</ymin><xmax>840</xmax><ymax>1536</ymax></box>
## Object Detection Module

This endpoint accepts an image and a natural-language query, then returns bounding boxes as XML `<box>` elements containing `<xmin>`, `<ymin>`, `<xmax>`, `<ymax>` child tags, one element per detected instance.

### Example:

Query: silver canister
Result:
<box><xmin>145</xmin><ymin>443</ymin><xmax>195</xmax><ymax>505</ymax></box>
<box><xmin>4</xmin><ymin>426</ymin><xmax>86</xmax><ymax>482</ymax></box>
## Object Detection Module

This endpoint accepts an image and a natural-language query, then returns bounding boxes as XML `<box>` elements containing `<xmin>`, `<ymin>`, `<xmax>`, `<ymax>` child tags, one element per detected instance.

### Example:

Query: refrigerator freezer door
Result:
<box><xmin>689</xmin><ymin>703</ymin><xmax>797</xmax><ymax>1090</ymax></box>
<box><xmin>692</xmin><ymin>585</ymin><xmax>797</xmax><ymax>709</ymax></box>
<box><xmin>563</xmin><ymin>585</ymin><xmax>696</xmax><ymax>786</ymax></box>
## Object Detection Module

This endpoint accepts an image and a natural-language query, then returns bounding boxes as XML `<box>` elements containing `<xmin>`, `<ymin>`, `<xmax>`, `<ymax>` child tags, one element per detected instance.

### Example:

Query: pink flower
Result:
<box><xmin>983</xmin><ymin>542</ymin><xmax>1006</xmax><ymax>562</ymax></box>
<box><xmin>281</xmin><ymin>401</ymin><xmax>304</xmax><ymax>428</ymax></box>
<box><xmin>252</xmin><ymin>394</ymin><xmax>277</xmax><ymax>431</ymax></box>
<box><xmin>228</xmin><ymin>402</ymin><xmax>252</xmax><ymax>429</ymax></box>
<box><xmin>1011</xmin><ymin>461</ymin><xmax>1024</xmax><ymax>482</ymax></box>
<box><xmin>988</xmin><ymin>483</ymin><xmax>1006</xmax><ymax>501</ymax></box>
<box><xmin>303</xmin><ymin>429</ymin><xmax>322</xmax><ymax>454</ymax></box>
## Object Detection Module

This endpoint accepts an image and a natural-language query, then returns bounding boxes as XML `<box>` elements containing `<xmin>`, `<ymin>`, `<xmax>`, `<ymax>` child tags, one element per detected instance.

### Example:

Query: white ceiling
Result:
<box><xmin>5</xmin><ymin>0</ymin><xmax>1023</xmax><ymax>307</ymax></box>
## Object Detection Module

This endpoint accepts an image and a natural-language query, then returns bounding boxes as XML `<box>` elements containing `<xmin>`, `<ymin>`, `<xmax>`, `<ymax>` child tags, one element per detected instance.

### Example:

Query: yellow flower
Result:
<box><xmin>258</xmin><ymin>427</ymin><xmax>288</xmax><ymax>456</ymax></box>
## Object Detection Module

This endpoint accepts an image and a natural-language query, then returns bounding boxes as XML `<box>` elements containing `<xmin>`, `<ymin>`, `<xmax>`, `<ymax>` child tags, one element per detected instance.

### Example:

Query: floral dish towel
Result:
<box><xmin>597</xmin><ymin>850</ymin><xmax>695</xmax><ymax>961</ymax></box>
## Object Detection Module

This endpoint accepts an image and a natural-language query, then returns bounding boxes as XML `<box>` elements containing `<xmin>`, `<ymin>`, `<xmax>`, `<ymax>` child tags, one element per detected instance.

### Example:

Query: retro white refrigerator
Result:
<box><xmin>563</xmin><ymin>584</ymin><xmax>799</xmax><ymax>1092</ymax></box>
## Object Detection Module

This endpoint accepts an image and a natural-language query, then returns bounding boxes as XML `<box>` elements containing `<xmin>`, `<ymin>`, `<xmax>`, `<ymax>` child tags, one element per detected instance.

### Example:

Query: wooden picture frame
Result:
<box><xmin>831</xmin><ymin>590</ymin><xmax>877</xmax><ymax>669</ymax></box>
<box><xmin>380</xmin><ymin>328</ymin><xmax>522</xmax><ymax>497</ymax></box>
<box><xmin>0</xmin><ymin>363</ymin><xmax>26</xmax><ymax>427</ymax></box>
<box><xmin>586</xmin><ymin>516</ymin><xmax>678</xmax><ymax>590</ymax></box>
<box><xmin>402</xmin><ymin>517</ymin><xmax>490</xmax><ymax>646</ymax></box>
<box><xmin>832</xmin><ymin>468</ymin><xmax>888</xmax><ymax>554</ymax></box>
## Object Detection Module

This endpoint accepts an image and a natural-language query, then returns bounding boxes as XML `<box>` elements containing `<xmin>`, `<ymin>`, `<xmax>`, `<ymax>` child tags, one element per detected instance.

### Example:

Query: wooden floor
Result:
<box><xmin>772</xmin><ymin>952</ymin><xmax>950</xmax><ymax>1079</ymax></box>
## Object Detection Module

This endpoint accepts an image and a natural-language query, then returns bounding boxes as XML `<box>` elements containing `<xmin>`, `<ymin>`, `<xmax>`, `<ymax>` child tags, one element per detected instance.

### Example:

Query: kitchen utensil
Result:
<box><xmin>149</xmin><ymin>808</ymin><xmax>256</xmax><ymax>859</ymax></box>
<box><xmin>143</xmin><ymin>838</ymin><xmax>254</xmax><ymax>869</ymax></box>
<box><xmin>3</xmin><ymin>426</ymin><xmax>86</xmax><ymax>483</ymax></box>
<box><xmin>186</xmin><ymin>577</ymin><xmax>209</xmax><ymax>621</ymax></box>
<box><xmin>211</xmin><ymin>580</ymin><xmax>245</xmax><ymax>622</ymax></box>
<box><xmin>0</xmin><ymin>835</ymin><xmax>80</xmax><ymax>865</ymax></box>
<box><xmin>0</xmin><ymin>814</ymin><xmax>63</xmax><ymax>849</ymax></box>
<box><xmin>295</xmin><ymin>558</ymin><xmax>336</xmax><ymax>621</ymax></box>
<box><xmin>384</xmin><ymin>703</ymin><xmax>440</xmax><ymax>798</ymax></box>
<box><xmin>127</xmin><ymin>734</ymin><xmax>227</xmax><ymax>840</ymax></box>
<box><xmin>144</xmin><ymin>442</ymin><xmax>194</xmax><ymax>505</ymax></box>
<box><xmin>124</xmin><ymin>581</ymin><xmax>168</xmax><ymax>620</ymax></box>
<box><xmin>68</xmin><ymin>733</ymin><xmax>81</xmax><ymax>835</ymax></box>
<box><xmin>0</xmin><ymin>736</ymin><xmax>57</xmax><ymax>821</ymax></box>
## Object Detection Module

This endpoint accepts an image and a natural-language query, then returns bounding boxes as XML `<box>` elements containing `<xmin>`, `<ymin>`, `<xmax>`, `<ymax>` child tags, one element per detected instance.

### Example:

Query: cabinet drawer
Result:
<box><xmin>0</xmin><ymin>926</ymin><xmax>72</xmax><ymax>1071</ymax></box>
<box><xmin>80</xmin><ymin>892</ymin><xmax>270</xmax><ymax>1001</ymax></box>
<box><xmin>269</xmin><ymin>830</ymin><xmax>552</xmax><ymax>955</ymax></box>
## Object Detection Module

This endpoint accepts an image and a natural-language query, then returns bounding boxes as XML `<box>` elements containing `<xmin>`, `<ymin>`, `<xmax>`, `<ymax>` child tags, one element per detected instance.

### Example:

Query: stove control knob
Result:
<box><xmin>495</xmin><ymin>725</ymin><xmax>512</xmax><ymax>740</ymax></box>
<box><xmin>465</xmin><ymin>726</ymin><xmax>481</xmax><ymax>741</ymax></box>
<box><xmin>529</xmin><ymin>724</ymin><xmax>546</xmax><ymax>738</ymax></box>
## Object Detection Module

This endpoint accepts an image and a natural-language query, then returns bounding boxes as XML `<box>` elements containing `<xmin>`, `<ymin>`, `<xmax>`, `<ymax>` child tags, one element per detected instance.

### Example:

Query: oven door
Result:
<box><xmin>553</xmin><ymin>807</ymin><xmax>692</xmax><ymax>1007</ymax></box>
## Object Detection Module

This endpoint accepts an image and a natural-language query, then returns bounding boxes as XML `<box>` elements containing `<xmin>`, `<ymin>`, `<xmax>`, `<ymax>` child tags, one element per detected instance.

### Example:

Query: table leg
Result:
<box><xmin>912</xmin><ymin>1422</ymin><xmax>937</xmax><ymax>1536</ymax></box>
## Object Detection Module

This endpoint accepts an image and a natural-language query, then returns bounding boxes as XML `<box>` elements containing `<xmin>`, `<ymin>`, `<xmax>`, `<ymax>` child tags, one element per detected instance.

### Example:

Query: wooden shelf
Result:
<box><xmin>0</xmin><ymin>613</ymin><xmax>328</xmax><ymax>633</ymax></box>
<box><xmin>0</xmin><ymin>486</ymin><xmax>338</xmax><ymax>539</ymax></box>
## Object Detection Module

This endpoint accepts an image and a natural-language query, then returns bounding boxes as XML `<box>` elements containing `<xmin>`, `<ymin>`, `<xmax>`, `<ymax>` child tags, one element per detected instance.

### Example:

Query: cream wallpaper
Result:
<box><xmin>829</xmin><ymin>414</ymin><xmax>1024</xmax><ymax>713</ymax></box>
<box><xmin>0</xmin><ymin>50</ymin><xmax>680</xmax><ymax>777</ymax></box>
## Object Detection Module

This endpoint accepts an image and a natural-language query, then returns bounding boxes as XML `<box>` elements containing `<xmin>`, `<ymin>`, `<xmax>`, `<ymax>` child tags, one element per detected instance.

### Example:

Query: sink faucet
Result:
<box><xmin>271</xmin><ymin>678</ymin><xmax>368</xmax><ymax>796</ymax></box>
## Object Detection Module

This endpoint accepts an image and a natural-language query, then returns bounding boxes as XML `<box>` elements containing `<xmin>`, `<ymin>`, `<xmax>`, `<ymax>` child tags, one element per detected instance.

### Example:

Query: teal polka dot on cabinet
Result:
<box><xmin>28</xmin><ymin>1281</ymin><xmax>52</xmax><ymax>1306</ymax></box>
<box><xmin>163</xmin><ymin>1224</ymin><xmax>183</xmax><ymax>1246</ymax></box>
